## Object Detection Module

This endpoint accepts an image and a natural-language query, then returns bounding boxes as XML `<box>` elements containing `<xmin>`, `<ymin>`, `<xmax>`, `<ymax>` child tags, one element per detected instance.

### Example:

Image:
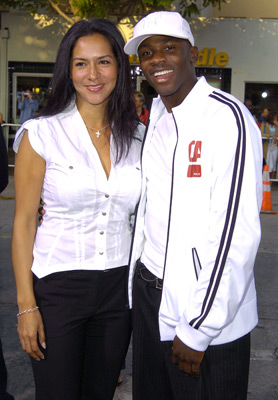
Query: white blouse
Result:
<box><xmin>14</xmin><ymin>101</ymin><xmax>144</xmax><ymax>278</ymax></box>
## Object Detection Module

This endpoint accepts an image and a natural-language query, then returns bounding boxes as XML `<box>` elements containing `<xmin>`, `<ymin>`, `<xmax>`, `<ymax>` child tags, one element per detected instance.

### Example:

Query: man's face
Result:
<box><xmin>244</xmin><ymin>100</ymin><xmax>252</xmax><ymax>112</ymax></box>
<box><xmin>138</xmin><ymin>35</ymin><xmax>198</xmax><ymax>111</ymax></box>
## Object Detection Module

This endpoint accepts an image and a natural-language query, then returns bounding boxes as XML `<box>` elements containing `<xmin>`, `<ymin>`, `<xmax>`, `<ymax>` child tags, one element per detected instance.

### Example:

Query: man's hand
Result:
<box><xmin>171</xmin><ymin>335</ymin><xmax>204</xmax><ymax>378</ymax></box>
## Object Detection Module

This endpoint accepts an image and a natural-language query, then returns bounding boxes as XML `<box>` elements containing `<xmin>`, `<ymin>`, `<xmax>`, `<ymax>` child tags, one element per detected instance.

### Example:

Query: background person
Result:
<box><xmin>12</xmin><ymin>18</ymin><xmax>144</xmax><ymax>400</ymax></box>
<box><xmin>134</xmin><ymin>91</ymin><xmax>149</xmax><ymax>125</ymax></box>
<box><xmin>244</xmin><ymin>98</ymin><xmax>257</xmax><ymax>121</ymax></box>
<box><xmin>257</xmin><ymin>107</ymin><xmax>270</xmax><ymax>126</ymax></box>
<box><xmin>0</xmin><ymin>122</ymin><xmax>9</xmax><ymax>194</ymax></box>
<box><xmin>260</xmin><ymin>112</ymin><xmax>272</xmax><ymax>164</ymax></box>
<box><xmin>266</xmin><ymin>112</ymin><xmax>278</xmax><ymax>179</ymax></box>
<box><xmin>124</xmin><ymin>11</ymin><xmax>262</xmax><ymax>400</ymax></box>
<box><xmin>17</xmin><ymin>90</ymin><xmax>39</xmax><ymax>124</ymax></box>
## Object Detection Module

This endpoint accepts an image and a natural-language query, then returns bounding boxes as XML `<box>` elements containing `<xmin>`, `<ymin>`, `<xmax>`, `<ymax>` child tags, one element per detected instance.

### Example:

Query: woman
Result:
<box><xmin>12</xmin><ymin>19</ymin><xmax>144</xmax><ymax>400</ymax></box>
<box><xmin>260</xmin><ymin>113</ymin><xmax>271</xmax><ymax>163</ymax></box>
<box><xmin>134</xmin><ymin>91</ymin><xmax>149</xmax><ymax>126</ymax></box>
<box><xmin>261</xmin><ymin>112</ymin><xmax>278</xmax><ymax>179</ymax></box>
<box><xmin>266</xmin><ymin>113</ymin><xmax>278</xmax><ymax>179</ymax></box>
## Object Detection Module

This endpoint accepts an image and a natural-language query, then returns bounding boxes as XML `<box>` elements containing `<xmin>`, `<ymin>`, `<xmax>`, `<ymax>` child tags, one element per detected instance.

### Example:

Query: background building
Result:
<box><xmin>0</xmin><ymin>1</ymin><xmax>278</xmax><ymax>124</ymax></box>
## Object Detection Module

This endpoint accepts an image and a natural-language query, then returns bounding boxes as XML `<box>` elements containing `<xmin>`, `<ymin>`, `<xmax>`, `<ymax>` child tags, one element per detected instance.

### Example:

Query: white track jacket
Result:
<box><xmin>128</xmin><ymin>77</ymin><xmax>263</xmax><ymax>352</ymax></box>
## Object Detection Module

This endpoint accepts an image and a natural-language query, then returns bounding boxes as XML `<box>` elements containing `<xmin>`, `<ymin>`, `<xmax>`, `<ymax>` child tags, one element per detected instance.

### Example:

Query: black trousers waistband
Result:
<box><xmin>135</xmin><ymin>260</ymin><xmax>163</xmax><ymax>290</ymax></box>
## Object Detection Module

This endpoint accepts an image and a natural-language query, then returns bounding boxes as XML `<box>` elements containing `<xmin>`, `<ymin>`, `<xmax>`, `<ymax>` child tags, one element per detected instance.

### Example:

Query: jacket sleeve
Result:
<box><xmin>175</xmin><ymin>103</ymin><xmax>263</xmax><ymax>351</ymax></box>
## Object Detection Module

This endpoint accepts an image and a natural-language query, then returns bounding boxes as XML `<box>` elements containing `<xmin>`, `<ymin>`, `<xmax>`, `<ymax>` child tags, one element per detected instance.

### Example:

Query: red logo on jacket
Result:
<box><xmin>187</xmin><ymin>141</ymin><xmax>202</xmax><ymax>178</ymax></box>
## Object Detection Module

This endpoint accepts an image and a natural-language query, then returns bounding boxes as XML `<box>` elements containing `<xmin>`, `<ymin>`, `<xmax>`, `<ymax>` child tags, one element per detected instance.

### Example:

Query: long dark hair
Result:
<box><xmin>40</xmin><ymin>19</ymin><xmax>139</xmax><ymax>161</ymax></box>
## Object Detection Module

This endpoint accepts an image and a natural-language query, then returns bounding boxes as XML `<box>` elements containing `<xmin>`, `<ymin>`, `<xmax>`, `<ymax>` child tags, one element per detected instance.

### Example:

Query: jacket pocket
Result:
<box><xmin>192</xmin><ymin>248</ymin><xmax>202</xmax><ymax>280</ymax></box>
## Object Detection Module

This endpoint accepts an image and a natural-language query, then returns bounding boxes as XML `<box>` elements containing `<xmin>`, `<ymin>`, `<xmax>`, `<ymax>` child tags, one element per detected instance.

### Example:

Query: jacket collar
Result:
<box><xmin>150</xmin><ymin>76</ymin><xmax>214</xmax><ymax>119</ymax></box>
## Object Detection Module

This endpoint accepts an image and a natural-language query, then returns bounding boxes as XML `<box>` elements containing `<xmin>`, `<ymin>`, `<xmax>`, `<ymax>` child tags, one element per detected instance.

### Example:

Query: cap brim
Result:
<box><xmin>124</xmin><ymin>34</ymin><xmax>152</xmax><ymax>56</ymax></box>
<box><xmin>124</xmin><ymin>32</ymin><xmax>193</xmax><ymax>56</ymax></box>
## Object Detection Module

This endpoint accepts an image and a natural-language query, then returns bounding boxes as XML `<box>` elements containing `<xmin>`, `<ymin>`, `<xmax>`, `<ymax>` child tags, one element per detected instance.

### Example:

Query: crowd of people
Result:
<box><xmin>244</xmin><ymin>101</ymin><xmax>278</xmax><ymax>178</ymax></box>
<box><xmin>1</xmin><ymin>10</ymin><xmax>264</xmax><ymax>400</ymax></box>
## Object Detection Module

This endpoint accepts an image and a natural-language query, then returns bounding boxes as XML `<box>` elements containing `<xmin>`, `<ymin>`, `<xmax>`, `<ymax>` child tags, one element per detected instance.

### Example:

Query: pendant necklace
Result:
<box><xmin>85</xmin><ymin>123</ymin><xmax>110</xmax><ymax>138</ymax></box>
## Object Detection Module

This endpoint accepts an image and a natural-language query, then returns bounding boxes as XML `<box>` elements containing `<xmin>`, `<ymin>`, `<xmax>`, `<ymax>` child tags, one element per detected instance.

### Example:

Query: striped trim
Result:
<box><xmin>189</xmin><ymin>92</ymin><xmax>246</xmax><ymax>330</ymax></box>
<box><xmin>162</xmin><ymin>114</ymin><xmax>179</xmax><ymax>283</ymax></box>
<box><xmin>192</xmin><ymin>248</ymin><xmax>202</xmax><ymax>281</ymax></box>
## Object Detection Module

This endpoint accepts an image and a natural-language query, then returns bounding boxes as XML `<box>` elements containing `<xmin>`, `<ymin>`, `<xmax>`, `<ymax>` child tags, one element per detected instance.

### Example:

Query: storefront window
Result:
<box><xmin>245</xmin><ymin>82</ymin><xmax>278</xmax><ymax>120</ymax></box>
<box><xmin>8</xmin><ymin>62</ymin><xmax>54</xmax><ymax>123</ymax></box>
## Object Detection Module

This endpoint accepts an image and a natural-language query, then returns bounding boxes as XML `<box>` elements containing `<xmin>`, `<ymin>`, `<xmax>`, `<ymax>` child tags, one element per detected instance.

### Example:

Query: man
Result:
<box><xmin>17</xmin><ymin>90</ymin><xmax>39</xmax><ymax>124</ymax></box>
<box><xmin>244</xmin><ymin>98</ymin><xmax>257</xmax><ymax>121</ymax></box>
<box><xmin>124</xmin><ymin>11</ymin><xmax>262</xmax><ymax>400</ymax></box>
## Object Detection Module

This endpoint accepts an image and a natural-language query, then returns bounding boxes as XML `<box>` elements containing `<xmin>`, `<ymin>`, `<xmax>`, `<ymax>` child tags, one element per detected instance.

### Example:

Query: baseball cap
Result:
<box><xmin>124</xmin><ymin>11</ymin><xmax>195</xmax><ymax>56</ymax></box>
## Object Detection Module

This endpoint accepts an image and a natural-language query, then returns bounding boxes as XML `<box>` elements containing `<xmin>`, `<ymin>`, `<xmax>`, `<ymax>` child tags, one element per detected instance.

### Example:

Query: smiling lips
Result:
<box><xmin>86</xmin><ymin>84</ymin><xmax>104</xmax><ymax>92</ymax></box>
<box><xmin>153</xmin><ymin>69</ymin><xmax>174</xmax><ymax>77</ymax></box>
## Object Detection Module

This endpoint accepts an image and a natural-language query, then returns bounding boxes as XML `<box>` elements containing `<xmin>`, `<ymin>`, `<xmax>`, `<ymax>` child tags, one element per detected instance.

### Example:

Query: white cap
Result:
<box><xmin>124</xmin><ymin>11</ymin><xmax>194</xmax><ymax>56</ymax></box>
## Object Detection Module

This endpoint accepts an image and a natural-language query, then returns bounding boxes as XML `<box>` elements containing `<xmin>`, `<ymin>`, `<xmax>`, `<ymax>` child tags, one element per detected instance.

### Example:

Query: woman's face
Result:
<box><xmin>70</xmin><ymin>33</ymin><xmax>118</xmax><ymax>110</ymax></box>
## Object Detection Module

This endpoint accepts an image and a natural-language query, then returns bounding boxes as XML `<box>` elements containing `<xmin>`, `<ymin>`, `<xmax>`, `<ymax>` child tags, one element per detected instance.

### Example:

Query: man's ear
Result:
<box><xmin>190</xmin><ymin>46</ymin><xmax>199</xmax><ymax>64</ymax></box>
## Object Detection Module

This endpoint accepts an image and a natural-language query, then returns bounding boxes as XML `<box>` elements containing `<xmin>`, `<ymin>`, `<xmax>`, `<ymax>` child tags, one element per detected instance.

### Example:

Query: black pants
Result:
<box><xmin>32</xmin><ymin>267</ymin><xmax>131</xmax><ymax>400</ymax></box>
<box><xmin>132</xmin><ymin>261</ymin><xmax>251</xmax><ymax>400</ymax></box>
<box><xmin>0</xmin><ymin>339</ymin><xmax>7</xmax><ymax>397</ymax></box>
<box><xmin>0</xmin><ymin>339</ymin><xmax>14</xmax><ymax>400</ymax></box>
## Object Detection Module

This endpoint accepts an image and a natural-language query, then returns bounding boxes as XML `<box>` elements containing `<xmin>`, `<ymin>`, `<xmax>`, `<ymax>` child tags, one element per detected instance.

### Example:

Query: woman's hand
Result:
<box><xmin>38</xmin><ymin>198</ymin><xmax>45</xmax><ymax>224</ymax></box>
<box><xmin>17</xmin><ymin>310</ymin><xmax>46</xmax><ymax>361</ymax></box>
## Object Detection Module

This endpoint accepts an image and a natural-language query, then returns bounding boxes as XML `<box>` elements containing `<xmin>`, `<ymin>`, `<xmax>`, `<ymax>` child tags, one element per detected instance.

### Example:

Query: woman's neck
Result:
<box><xmin>76</xmin><ymin>98</ymin><xmax>109</xmax><ymax>129</ymax></box>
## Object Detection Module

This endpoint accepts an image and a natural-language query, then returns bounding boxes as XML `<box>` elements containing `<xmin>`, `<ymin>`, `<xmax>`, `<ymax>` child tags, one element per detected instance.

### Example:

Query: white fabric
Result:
<box><xmin>14</xmin><ymin>101</ymin><xmax>144</xmax><ymax>278</ymax></box>
<box><xmin>129</xmin><ymin>77</ymin><xmax>262</xmax><ymax>351</ymax></box>
<box><xmin>141</xmin><ymin>110</ymin><xmax>176</xmax><ymax>279</ymax></box>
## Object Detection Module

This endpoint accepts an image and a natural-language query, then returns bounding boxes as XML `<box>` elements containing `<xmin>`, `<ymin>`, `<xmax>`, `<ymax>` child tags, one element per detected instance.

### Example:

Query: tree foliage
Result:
<box><xmin>1</xmin><ymin>0</ymin><xmax>227</xmax><ymax>24</ymax></box>
<box><xmin>180</xmin><ymin>0</ymin><xmax>226</xmax><ymax>18</ymax></box>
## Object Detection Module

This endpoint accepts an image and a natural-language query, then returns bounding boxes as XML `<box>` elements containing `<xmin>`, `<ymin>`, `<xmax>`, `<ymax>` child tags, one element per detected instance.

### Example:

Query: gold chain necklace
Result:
<box><xmin>85</xmin><ymin>123</ymin><xmax>110</xmax><ymax>138</ymax></box>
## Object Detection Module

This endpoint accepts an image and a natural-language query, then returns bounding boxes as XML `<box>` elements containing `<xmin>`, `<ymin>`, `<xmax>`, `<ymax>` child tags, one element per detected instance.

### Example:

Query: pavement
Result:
<box><xmin>0</xmin><ymin>171</ymin><xmax>278</xmax><ymax>400</ymax></box>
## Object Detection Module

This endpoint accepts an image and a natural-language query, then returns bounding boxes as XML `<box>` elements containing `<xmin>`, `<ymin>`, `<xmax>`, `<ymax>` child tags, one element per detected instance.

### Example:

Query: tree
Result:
<box><xmin>1</xmin><ymin>0</ymin><xmax>226</xmax><ymax>25</ymax></box>
<box><xmin>180</xmin><ymin>0</ymin><xmax>226</xmax><ymax>18</ymax></box>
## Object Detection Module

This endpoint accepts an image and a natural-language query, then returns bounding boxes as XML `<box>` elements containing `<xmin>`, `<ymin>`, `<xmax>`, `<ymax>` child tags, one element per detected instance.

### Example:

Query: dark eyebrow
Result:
<box><xmin>72</xmin><ymin>55</ymin><xmax>113</xmax><ymax>61</ymax></box>
<box><xmin>72</xmin><ymin>57</ymin><xmax>87</xmax><ymax>62</ymax></box>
